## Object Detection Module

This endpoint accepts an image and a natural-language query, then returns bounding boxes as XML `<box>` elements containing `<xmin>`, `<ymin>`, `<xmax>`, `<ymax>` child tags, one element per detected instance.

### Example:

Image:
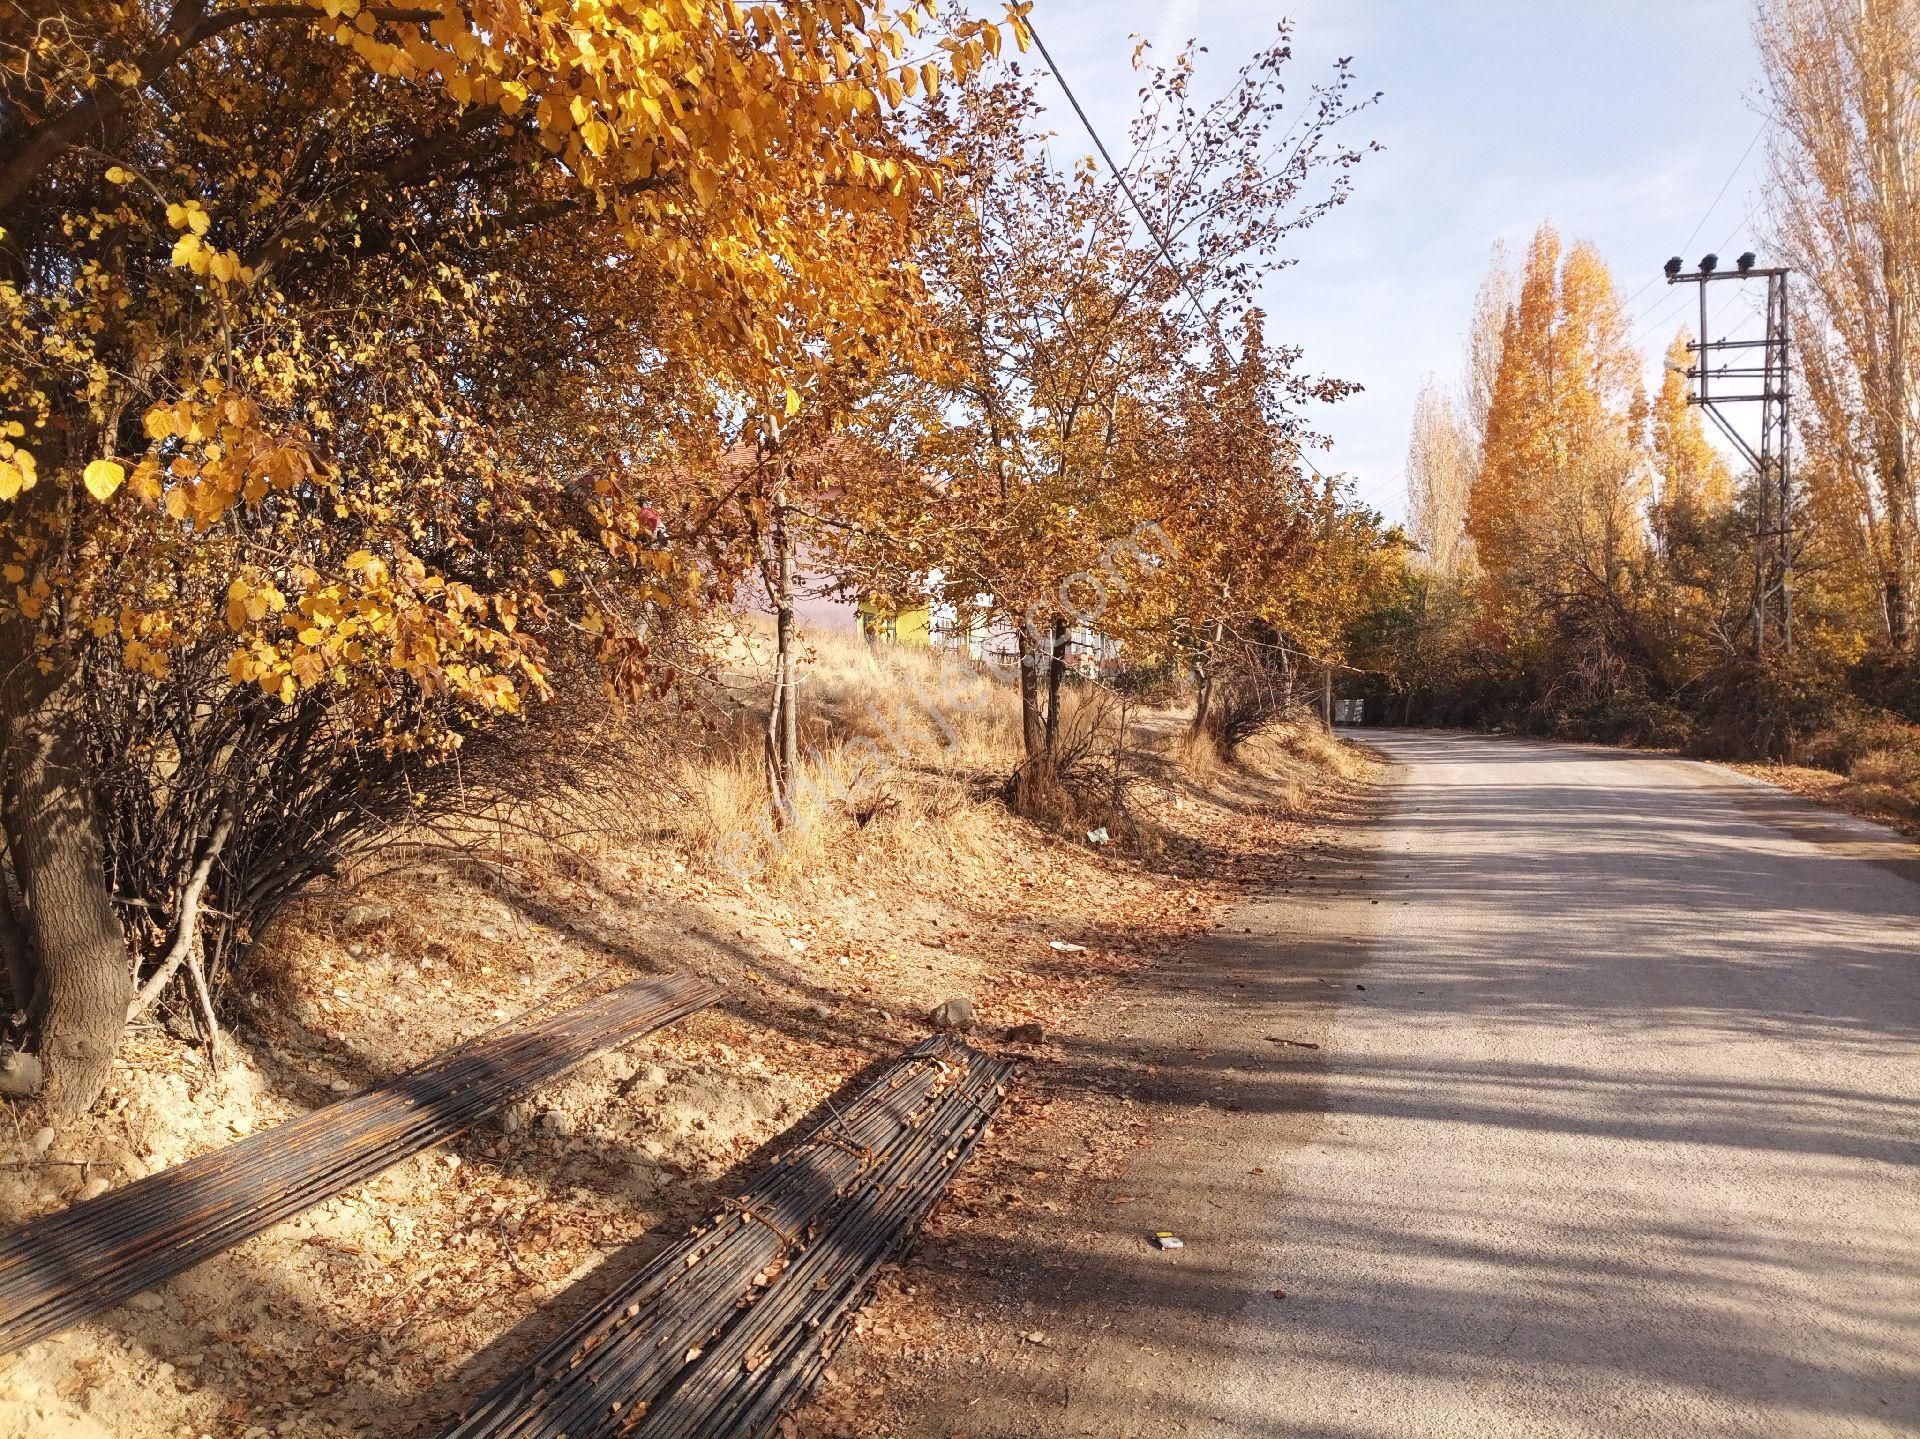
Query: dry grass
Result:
<box><xmin>0</xmin><ymin>618</ymin><xmax>1372</xmax><ymax>1439</ymax></box>
<box><xmin>1166</xmin><ymin>712</ymin><xmax>1369</xmax><ymax>813</ymax></box>
<box><xmin>674</xmin><ymin>622</ymin><xmax>1102</xmax><ymax>890</ymax></box>
<box><xmin>1755</xmin><ymin>709</ymin><xmax>1920</xmax><ymax>838</ymax></box>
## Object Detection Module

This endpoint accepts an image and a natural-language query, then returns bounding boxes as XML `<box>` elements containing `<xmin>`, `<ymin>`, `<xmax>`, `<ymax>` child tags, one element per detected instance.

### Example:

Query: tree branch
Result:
<box><xmin>126</xmin><ymin>810</ymin><xmax>231</xmax><ymax>1019</ymax></box>
<box><xmin>0</xmin><ymin>3</ymin><xmax>444</xmax><ymax>217</ymax></box>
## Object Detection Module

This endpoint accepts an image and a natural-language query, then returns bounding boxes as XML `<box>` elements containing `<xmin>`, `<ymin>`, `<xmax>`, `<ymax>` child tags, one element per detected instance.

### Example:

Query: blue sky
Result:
<box><xmin>1024</xmin><ymin>0</ymin><xmax>1772</xmax><ymax>521</ymax></box>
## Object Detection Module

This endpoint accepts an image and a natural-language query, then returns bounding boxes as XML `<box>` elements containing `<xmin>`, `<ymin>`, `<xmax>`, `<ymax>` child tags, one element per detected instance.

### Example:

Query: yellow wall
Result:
<box><xmin>857</xmin><ymin>598</ymin><xmax>932</xmax><ymax>646</ymax></box>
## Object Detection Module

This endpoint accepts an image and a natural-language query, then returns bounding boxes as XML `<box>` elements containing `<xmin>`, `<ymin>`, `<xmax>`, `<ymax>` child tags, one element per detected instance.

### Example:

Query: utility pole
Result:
<box><xmin>1663</xmin><ymin>251</ymin><xmax>1794</xmax><ymax>657</ymax></box>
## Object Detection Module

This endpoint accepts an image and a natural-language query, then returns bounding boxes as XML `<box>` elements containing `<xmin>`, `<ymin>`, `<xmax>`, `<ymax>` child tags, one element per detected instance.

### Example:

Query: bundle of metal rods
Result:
<box><xmin>634</xmin><ymin>1048</ymin><xmax>1011</xmax><ymax>1439</ymax></box>
<box><xmin>438</xmin><ymin>1036</ymin><xmax>1011</xmax><ymax>1439</ymax></box>
<box><xmin>0</xmin><ymin>972</ymin><xmax>721</xmax><ymax>1356</ymax></box>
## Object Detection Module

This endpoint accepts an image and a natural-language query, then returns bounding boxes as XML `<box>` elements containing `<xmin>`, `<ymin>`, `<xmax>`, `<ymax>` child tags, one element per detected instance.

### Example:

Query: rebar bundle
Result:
<box><xmin>0</xmin><ymin>973</ymin><xmax>721</xmax><ymax>1356</ymax></box>
<box><xmin>439</xmin><ymin>1036</ymin><xmax>1011</xmax><ymax>1439</ymax></box>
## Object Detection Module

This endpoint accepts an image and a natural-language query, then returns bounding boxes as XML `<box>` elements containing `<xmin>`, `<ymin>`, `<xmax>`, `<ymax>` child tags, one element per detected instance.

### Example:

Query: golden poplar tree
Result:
<box><xmin>1759</xmin><ymin>0</ymin><xmax>1920</xmax><ymax>650</ymax></box>
<box><xmin>1651</xmin><ymin>330</ymin><xmax>1735</xmax><ymax>538</ymax></box>
<box><xmin>1471</xmin><ymin>224</ymin><xmax>1646</xmax><ymax>614</ymax></box>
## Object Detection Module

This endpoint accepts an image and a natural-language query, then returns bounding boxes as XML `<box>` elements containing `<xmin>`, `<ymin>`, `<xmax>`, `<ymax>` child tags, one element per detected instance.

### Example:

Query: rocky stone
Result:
<box><xmin>341</xmin><ymin>902</ymin><xmax>391</xmax><ymax>931</ymax></box>
<box><xmin>641</xmin><ymin>1063</ymin><xmax>669</xmax><ymax>1088</ymax></box>
<box><xmin>1005</xmin><ymin>1022</ymin><xmax>1045</xmax><ymax>1045</ymax></box>
<box><xmin>537</xmin><ymin>1109</ymin><xmax>574</xmax><ymax>1137</ymax></box>
<box><xmin>928</xmin><ymin>997</ymin><xmax>976</xmax><ymax>1032</ymax></box>
<box><xmin>497</xmin><ymin>1101</ymin><xmax>532</xmax><ymax>1134</ymax></box>
<box><xmin>126</xmin><ymin>1291</ymin><xmax>166</xmax><ymax>1313</ymax></box>
<box><xmin>29</xmin><ymin>1125</ymin><xmax>55</xmax><ymax>1157</ymax></box>
<box><xmin>0</xmin><ymin>1049</ymin><xmax>43</xmax><ymax>1099</ymax></box>
<box><xmin>327</xmin><ymin>1078</ymin><xmax>352</xmax><ymax>1094</ymax></box>
<box><xmin>76</xmin><ymin>1175</ymin><xmax>111</xmax><ymax>1202</ymax></box>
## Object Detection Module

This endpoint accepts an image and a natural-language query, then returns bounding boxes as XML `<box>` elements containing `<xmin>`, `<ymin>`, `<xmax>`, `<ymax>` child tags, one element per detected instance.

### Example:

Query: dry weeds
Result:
<box><xmin>0</xmin><ymin>625</ymin><xmax>1371</xmax><ymax>1439</ymax></box>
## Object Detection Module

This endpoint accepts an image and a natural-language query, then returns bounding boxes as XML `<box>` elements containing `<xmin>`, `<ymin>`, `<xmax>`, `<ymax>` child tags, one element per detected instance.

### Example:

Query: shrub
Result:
<box><xmin>1683</xmin><ymin>655</ymin><xmax>1846</xmax><ymax>760</ymax></box>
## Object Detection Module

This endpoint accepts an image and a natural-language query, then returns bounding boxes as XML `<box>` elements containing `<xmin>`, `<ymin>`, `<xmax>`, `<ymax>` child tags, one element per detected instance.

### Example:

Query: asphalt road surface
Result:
<box><xmin>985</xmin><ymin>731</ymin><xmax>1920</xmax><ymax>1439</ymax></box>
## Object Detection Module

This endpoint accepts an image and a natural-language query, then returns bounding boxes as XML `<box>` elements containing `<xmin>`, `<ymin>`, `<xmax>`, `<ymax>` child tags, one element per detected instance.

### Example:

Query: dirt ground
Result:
<box><xmin>791</xmin><ymin>778</ymin><xmax>1379</xmax><ymax>1439</ymax></box>
<box><xmin>1716</xmin><ymin>757</ymin><xmax>1920</xmax><ymax>841</ymax></box>
<box><xmin>0</xmin><ymin>646</ymin><xmax>1372</xmax><ymax>1439</ymax></box>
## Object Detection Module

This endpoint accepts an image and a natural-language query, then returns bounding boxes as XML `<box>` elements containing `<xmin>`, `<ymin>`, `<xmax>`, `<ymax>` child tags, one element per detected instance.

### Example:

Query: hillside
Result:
<box><xmin>0</xmin><ymin>628</ymin><xmax>1371</xmax><ymax>1439</ymax></box>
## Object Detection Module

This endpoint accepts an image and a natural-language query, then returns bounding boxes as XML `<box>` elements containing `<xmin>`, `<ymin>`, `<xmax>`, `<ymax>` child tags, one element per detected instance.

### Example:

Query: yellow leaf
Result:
<box><xmin>105</xmin><ymin>166</ymin><xmax>130</xmax><ymax>185</ymax></box>
<box><xmin>171</xmin><ymin>232</ymin><xmax>203</xmax><ymax>269</ymax></box>
<box><xmin>130</xmin><ymin>459</ymin><xmax>163</xmax><ymax>504</ymax></box>
<box><xmin>548</xmin><ymin>568</ymin><xmax>568</xmax><ymax>587</ymax></box>
<box><xmin>83</xmin><ymin>459</ymin><xmax>126</xmax><ymax>501</ymax></box>
<box><xmin>784</xmin><ymin>385</ymin><xmax>801</xmax><ymax>416</ymax></box>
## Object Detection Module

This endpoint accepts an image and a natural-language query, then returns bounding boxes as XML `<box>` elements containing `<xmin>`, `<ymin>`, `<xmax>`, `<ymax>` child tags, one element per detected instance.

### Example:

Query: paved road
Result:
<box><xmin>984</xmin><ymin>731</ymin><xmax>1920</xmax><ymax>1438</ymax></box>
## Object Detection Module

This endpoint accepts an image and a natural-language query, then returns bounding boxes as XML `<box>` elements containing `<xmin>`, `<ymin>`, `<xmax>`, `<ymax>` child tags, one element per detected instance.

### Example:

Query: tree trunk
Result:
<box><xmin>0</xmin><ymin>642</ymin><xmax>129</xmax><ymax>1115</ymax></box>
<box><xmin>1014</xmin><ymin>624</ymin><xmax>1054</xmax><ymax>813</ymax></box>
<box><xmin>764</xmin><ymin>481</ymin><xmax>801</xmax><ymax>819</ymax></box>
<box><xmin>0</xmin><ymin>877</ymin><xmax>35</xmax><ymax>1023</ymax></box>
<box><xmin>1869</xmin><ymin>22</ymin><xmax>1917</xmax><ymax>651</ymax></box>
<box><xmin>1043</xmin><ymin>615</ymin><xmax>1068</xmax><ymax>752</ymax></box>
<box><xmin>1887</xmin><ymin>423</ymin><xmax>1915</xmax><ymax>651</ymax></box>
<box><xmin>1189</xmin><ymin>618</ymin><xmax>1224</xmax><ymax>737</ymax></box>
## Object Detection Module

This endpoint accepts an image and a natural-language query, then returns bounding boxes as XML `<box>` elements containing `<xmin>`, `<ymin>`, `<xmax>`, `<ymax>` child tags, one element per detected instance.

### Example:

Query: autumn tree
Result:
<box><xmin>0</xmin><ymin>0</ymin><xmax>1021</xmax><ymax>1113</ymax></box>
<box><xmin>1463</xmin><ymin>241</ymin><xmax>1516</xmax><ymax>461</ymax></box>
<box><xmin>872</xmin><ymin>33</ymin><xmax>1375</xmax><ymax>807</ymax></box>
<box><xmin>1406</xmin><ymin>378</ymin><xmax>1474</xmax><ymax>581</ymax></box>
<box><xmin>1132</xmin><ymin>310</ymin><xmax>1383</xmax><ymax>745</ymax></box>
<box><xmin>1759</xmin><ymin>0</ymin><xmax>1920</xmax><ymax>651</ymax></box>
<box><xmin>1472</xmin><ymin>226</ymin><xmax>1648</xmax><ymax>625</ymax></box>
<box><xmin>1651</xmin><ymin>331</ymin><xmax>1737</xmax><ymax>533</ymax></box>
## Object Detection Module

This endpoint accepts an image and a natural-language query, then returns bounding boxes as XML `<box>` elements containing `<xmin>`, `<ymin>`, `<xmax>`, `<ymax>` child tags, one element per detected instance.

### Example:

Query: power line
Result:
<box><xmin>1631</xmin><ymin>201</ymin><xmax>1756</xmax><ymax>334</ymax></box>
<box><xmin>1617</xmin><ymin>116</ymin><xmax>1770</xmax><ymax>314</ymax></box>
<box><xmin>1674</xmin><ymin>119</ymin><xmax>1769</xmax><ymax>266</ymax></box>
<box><xmin>1023</xmin><ymin>15</ymin><xmax>1212</xmax><ymax>326</ymax></box>
<box><xmin>1022</xmin><ymin>12</ymin><xmax>1341</xmax><ymax>488</ymax></box>
<box><xmin>1631</xmin><ymin>205</ymin><xmax>1763</xmax><ymax>350</ymax></box>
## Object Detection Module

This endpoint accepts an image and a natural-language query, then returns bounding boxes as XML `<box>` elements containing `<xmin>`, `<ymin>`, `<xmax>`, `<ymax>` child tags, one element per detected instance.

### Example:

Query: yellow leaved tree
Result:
<box><xmin>0</xmin><ymin>0</ymin><xmax>1025</xmax><ymax>1113</ymax></box>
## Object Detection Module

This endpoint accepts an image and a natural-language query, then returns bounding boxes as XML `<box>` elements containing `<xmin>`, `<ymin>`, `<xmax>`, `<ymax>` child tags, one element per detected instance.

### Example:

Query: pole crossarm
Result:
<box><xmin>1663</xmin><ymin>258</ymin><xmax>1795</xmax><ymax>655</ymax></box>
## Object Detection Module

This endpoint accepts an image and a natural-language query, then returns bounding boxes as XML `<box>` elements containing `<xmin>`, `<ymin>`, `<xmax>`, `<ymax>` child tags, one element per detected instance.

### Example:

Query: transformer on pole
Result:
<box><xmin>1663</xmin><ymin>252</ymin><xmax>1794</xmax><ymax>657</ymax></box>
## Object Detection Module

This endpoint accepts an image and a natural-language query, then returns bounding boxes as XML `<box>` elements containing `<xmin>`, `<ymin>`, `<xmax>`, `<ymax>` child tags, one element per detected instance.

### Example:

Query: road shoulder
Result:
<box><xmin>797</xmin><ymin>763</ymin><xmax>1392</xmax><ymax>1439</ymax></box>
